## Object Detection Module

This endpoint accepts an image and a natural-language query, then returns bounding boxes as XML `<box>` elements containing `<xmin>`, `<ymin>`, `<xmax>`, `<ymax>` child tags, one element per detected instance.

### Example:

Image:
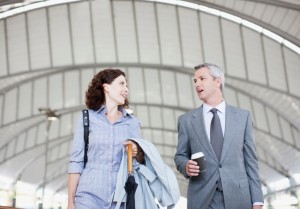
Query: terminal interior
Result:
<box><xmin>0</xmin><ymin>0</ymin><xmax>300</xmax><ymax>208</ymax></box>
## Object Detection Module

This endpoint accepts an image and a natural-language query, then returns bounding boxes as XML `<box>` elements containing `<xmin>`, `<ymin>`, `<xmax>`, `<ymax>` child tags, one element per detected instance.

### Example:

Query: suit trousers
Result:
<box><xmin>208</xmin><ymin>191</ymin><xmax>225</xmax><ymax>209</ymax></box>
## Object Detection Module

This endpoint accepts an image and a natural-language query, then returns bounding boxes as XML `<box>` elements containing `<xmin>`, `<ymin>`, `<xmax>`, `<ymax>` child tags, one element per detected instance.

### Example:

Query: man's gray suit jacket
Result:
<box><xmin>174</xmin><ymin>104</ymin><xmax>264</xmax><ymax>209</ymax></box>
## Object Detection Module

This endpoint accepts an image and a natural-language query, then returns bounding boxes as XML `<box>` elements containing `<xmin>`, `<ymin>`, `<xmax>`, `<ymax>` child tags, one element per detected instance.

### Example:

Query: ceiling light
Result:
<box><xmin>38</xmin><ymin>107</ymin><xmax>60</xmax><ymax>120</ymax></box>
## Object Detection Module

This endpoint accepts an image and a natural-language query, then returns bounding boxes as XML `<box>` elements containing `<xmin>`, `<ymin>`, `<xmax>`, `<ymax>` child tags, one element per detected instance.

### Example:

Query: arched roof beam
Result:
<box><xmin>37</xmin><ymin>163</ymin><xmax>68</xmax><ymax>188</ymax></box>
<box><xmin>185</xmin><ymin>0</ymin><xmax>300</xmax><ymax>46</ymax></box>
<box><xmin>260</xmin><ymin>161</ymin><xmax>289</xmax><ymax>180</ymax></box>
<box><xmin>244</xmin><ymin>0</ymin><xmax>300</xmax><ymax>10</ymax></box>
<box><xmin>54</xmin><ymin>182</ymin><xmax>68</xmax><ymax>194</ymax></box>
<box><xmin>1</xmin><ymin>63</ymin><xmax>299</xmax><ymax>100</ymax></box>
<box><xmin>256</xmin><ymin>146</ymin><xmax>291</xmax><ymax>178</ymax></box>
<box><xmin>1</xmin><ymin>102</ymin><xmax>299</xmax><ymax>166</ymax></box>
<box><xmin>0</xmin><ymin>104</ymin><xmax>185</xmax><ymax>164</ymax></box>
<box><xmin>0</xmin><ymin>63</ymin><xmax>194</xmax><ymax>94</ymax></box>
<box><xmin>255</xmin><ymin>128</ymin><xmax>300</xmax><ymax>152</ymax></box>
<box><xmin>226</xmin><ymin>76</ymin><xmax>300</xmax><ymax>101</ymax></box>
<box><xmin>226</xmin><ymin>81</ymin><xmax>300</xmax><ymax>130</ymax></box>
<box><xmin>0</xmin><ymin>134</ymin><xmax>71</xmax><ymax>165</ymax></box>
<box><xmin>36</xmin><ymin>171</ymin><xmax>66</xmax><ymax>190</ymax></box>
<box><xmin>263</xmin><ymin>184</ymin><xmax>300</xmax><ymax>197</ymax></box>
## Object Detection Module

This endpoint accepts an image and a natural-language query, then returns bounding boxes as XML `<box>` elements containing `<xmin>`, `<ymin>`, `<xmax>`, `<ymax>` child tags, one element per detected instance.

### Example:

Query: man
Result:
<box><xmin>174</xmin><ymin>63</ymin><xmax>264</xmax><ymax>209</ymax></box>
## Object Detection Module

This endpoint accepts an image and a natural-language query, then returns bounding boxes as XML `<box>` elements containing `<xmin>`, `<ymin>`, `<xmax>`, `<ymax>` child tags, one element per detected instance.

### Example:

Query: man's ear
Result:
<box><xmin>216</xmin><ymin>77</ymin><xmax>222</xmax><ymax>88</ymax></box>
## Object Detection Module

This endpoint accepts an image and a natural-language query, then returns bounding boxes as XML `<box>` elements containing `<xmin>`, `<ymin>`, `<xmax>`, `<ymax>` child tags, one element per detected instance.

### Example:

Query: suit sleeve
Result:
<box><xmin>174</xmin><ymin>116</ymin><xmax>191</xmax><ymax>179</ymax></box>
<box><xmin>243</xmin><ymin>112</ymin><xmax>264</xmax><ymax>203</ymax></box>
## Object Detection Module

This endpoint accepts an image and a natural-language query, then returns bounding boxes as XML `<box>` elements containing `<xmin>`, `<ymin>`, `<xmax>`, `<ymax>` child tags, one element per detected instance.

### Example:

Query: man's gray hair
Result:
<box><xmin>194</xmin><ymin>63</ymin><xmax>225</xmax><ymax>91</ymax></box>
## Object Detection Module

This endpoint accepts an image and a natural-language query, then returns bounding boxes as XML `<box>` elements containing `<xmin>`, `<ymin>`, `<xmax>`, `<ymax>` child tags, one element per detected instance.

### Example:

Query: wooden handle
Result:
<box><xmin>128</xmin><ymin>143</ymin><xmax>133</xmax><ymax>173</ymax></box>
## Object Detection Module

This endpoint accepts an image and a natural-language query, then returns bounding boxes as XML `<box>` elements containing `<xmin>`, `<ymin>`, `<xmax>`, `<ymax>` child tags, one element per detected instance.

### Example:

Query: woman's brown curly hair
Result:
<box><xmin>85</xmin><ymin>69</ymin><xmax>129</xmax><ymax>110</ymax></box>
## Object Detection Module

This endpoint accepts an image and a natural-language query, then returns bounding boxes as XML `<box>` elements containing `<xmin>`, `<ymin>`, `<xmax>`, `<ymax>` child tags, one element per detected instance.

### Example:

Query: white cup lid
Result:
<box><xmin>191</xmin><ymin>152</ymin><xmax>204</xmax><ymax>159</ymax></box>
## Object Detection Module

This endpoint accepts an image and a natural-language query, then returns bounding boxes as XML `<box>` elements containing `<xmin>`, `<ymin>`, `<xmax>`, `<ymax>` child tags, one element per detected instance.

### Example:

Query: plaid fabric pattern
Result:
<box><xmin>69</xmin><ymin>106</ymin><xmax>141</xmax><ymax>209</ymax></box>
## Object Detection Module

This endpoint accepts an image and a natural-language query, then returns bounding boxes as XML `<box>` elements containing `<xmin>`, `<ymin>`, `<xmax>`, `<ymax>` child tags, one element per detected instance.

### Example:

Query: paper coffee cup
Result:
<box><xmin>191</xmin><ymin>152</ymin><xmax>204</xmax><ymax>160</ymax></box>
<box><xmin>191</xmin><ymin>152</ymin><xmax>206</xmax><ymax>173</ymax></box>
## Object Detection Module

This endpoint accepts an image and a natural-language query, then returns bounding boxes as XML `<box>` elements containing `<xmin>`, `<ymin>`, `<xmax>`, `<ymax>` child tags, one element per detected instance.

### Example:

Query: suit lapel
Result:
<box><xmin>220</xmin><ymin>105</ymin><xmax>238</xmax><ymax>163</ymax></box>
<box><xmin>191</xmin><ymin>105</ymin><xmax>217</xmax><ymax>161</ymax></box>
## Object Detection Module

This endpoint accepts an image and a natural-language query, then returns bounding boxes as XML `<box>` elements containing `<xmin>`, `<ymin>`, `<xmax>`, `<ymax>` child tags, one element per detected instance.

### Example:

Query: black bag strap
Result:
<box><xmin>82</xmin><ymin>109</ymin><xmax>89</xmax><ymax>168</ymax></box>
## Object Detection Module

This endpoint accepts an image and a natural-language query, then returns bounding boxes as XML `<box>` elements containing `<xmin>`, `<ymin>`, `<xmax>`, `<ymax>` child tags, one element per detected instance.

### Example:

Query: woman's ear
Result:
<box><xmin>103</xmin><ymin>84</ymin><xmax>109</xmax><ymax>93</ymax></box>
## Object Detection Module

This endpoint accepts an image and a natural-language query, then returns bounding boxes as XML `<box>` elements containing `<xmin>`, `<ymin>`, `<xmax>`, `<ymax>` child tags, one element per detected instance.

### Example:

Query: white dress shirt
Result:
<box><xmin>203</xmin><ymin>101</ymin><xmax>226</xmax><ymax>141</ymax></box>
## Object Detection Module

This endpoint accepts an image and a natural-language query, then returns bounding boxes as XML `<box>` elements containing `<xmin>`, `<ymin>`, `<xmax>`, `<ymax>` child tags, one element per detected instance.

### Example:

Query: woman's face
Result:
<box><xmin>104</xmin><ymin>75</ymin><xmax>128</xmax><ymax>105</ymax></box>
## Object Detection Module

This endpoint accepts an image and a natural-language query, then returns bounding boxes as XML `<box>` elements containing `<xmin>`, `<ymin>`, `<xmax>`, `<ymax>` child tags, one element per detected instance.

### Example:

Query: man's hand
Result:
<box><xmin>186</xmin><ymin>160</ymin><xmax>200</xmax><ymax>177</ymax></box>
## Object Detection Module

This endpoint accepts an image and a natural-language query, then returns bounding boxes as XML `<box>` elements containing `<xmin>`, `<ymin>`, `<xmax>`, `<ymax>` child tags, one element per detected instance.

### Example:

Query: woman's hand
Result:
<box><xmin>124</xmin><ymin>140</ymin><xmax>145</xmax><ymax>164</ymax></box>
<box><xmin>123</xmin><ymin>140</ymin><xmax>138</xmax><ymax>157</ymax></box>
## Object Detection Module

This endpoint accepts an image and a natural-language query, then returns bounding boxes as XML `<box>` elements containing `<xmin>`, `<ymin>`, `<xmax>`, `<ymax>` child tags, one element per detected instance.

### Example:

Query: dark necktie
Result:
<box><xmin>210</xmin><ymin>108</ymin><xmax>224</xmax><ymax>161</ymax></box>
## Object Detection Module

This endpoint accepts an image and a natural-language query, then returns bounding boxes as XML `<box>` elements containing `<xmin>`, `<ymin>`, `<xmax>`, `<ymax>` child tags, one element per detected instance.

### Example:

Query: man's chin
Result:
<box><xmin>198</xmin><ymin>94</ymin><xmax>204</xmax><ymax>100</ymax></box>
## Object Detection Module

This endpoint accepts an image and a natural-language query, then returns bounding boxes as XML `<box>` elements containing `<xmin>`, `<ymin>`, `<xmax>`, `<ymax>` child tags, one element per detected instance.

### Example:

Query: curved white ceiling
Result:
<box><xmin>0</xmin><ymin>0</ymin><xmax>300</xmax><ymax>198</ymax></box>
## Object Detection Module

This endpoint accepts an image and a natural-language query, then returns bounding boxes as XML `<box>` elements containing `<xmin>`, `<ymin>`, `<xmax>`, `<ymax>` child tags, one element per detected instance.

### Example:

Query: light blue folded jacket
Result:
<box><xmin>112</xmin><ymin>138</ymin><xmax>180</xmax><ymax>209</ymax></box>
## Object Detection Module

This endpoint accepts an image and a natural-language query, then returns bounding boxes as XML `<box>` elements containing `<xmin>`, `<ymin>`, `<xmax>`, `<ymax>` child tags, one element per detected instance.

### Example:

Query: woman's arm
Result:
<box><xmin>67</xmin><ymin>173</ymin><xmax>80</xmax><ymax>209</ymax></box>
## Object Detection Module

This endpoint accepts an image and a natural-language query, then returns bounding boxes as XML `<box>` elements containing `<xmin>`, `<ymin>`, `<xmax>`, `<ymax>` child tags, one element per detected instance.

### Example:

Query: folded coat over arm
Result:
<box><xmin>113</xmin><ymin>138</ymin><xmax>180</xmax><ymax>209</ymax></box>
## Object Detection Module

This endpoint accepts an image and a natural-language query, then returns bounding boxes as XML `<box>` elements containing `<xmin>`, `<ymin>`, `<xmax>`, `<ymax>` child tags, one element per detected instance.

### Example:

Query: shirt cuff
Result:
<box><xmin>68</xmin><ymin>161</ymin><xmax>84</xmax><ymax>174</ymax></box>
<box><xmin>253</xmin><ymin>202</ymin><xmax>264</xmax><ymax>206</ymax></box>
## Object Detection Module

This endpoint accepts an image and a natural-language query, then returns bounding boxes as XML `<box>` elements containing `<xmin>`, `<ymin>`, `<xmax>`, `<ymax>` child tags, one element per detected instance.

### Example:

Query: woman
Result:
<box><xmin>68</xmin><ymin>69</ymin><xmax>143</xmax><ymax>209</ymax></box>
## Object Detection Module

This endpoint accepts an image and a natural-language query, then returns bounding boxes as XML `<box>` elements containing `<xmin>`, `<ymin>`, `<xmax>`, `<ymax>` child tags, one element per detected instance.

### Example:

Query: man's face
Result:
<box><xmin>193</xmin><ymin>67</ymin><xmax>221</xmax><ymax>102</ymax></box>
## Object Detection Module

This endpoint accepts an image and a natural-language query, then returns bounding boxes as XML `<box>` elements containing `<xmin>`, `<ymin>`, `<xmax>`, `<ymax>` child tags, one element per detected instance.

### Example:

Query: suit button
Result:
<box><xmin>219</xmin><ymin>164</ymin><xmax>222</xmax><ymax>168</ymax></box>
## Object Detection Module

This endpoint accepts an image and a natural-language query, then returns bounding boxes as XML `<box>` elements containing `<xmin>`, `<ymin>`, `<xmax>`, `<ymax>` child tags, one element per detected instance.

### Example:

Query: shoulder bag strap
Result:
<box><xmin>82</xmin><ymin>109</ymin><xmax>89</xmax><ymax>168</ymax></box>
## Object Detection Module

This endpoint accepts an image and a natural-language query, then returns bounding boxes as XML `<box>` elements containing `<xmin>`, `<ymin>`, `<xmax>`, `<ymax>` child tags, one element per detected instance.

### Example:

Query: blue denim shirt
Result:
<box><xmin>68</xmin><ymin>106</ymin><xmax>141</xmax><ymax>209</ymax></box>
